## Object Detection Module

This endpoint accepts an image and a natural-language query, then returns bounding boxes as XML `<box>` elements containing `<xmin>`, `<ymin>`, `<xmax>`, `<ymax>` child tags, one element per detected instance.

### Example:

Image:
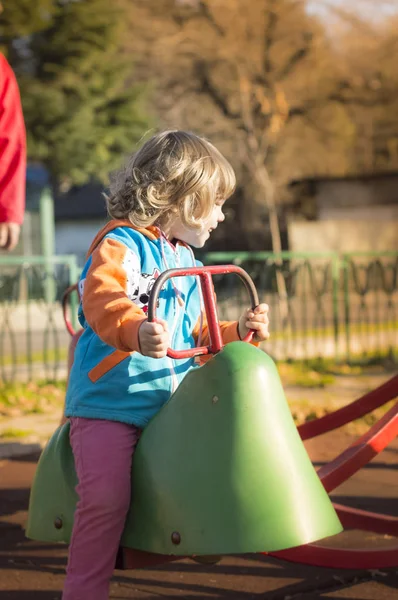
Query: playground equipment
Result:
<box><xmin>26</xmin><ymin>265</ymin><xmax>398</xmax><ymax>571</ymax></box>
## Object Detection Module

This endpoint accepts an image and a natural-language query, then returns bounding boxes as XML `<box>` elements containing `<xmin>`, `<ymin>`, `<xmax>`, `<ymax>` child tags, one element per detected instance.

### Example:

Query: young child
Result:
<box><xmin>62</xmin><ymin>130</ymin><xmax>270</xmax><ymax>600</ymax></box>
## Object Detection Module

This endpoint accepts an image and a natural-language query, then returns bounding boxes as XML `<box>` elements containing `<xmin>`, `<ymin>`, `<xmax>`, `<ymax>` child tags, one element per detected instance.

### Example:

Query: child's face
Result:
<box><xmin>170</xmin><ymin>201</ymin><xmax>226</xmax><ymax>248</ymax></box>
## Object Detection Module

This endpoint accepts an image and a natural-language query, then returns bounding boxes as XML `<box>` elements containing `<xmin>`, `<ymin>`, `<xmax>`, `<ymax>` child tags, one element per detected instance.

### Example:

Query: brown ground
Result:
<box><xmin>0</xmin><ymin>428</ymin><xmax>397</xmax><ymax>599</ymax></box>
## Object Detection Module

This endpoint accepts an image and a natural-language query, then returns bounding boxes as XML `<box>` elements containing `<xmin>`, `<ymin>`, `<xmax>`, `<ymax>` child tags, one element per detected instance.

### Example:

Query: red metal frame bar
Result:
<box><xmin>298</xmin><ymin>374</ymin><xmax>398</xmax><ymax>440</ymax></box>
<box><xmin>270</xmin><ymin>387</ymin><xmax>398</xmax><ymax>569</ymax></box>
<box><xmin>198</xmin><ymin>271</ymin><xmax>224</xmax><ymax>354</ymax></box>
<box><xmin>334</xmin><ymin>503</ymin><xmax>398</xmax><ymax>536</ymax></box>
<box><xmin>317</xmin><ymin>401</ymin><xmax>398</xmax><ymax>493</ymax></box>
<box><xmin>269</xmin><ymin>544</ymin><xmax>398</xmax><ymax>570</ymax></box>
<box><xmin>118</xmin><ymin>548</ymin><xmax>183</xmax><ymax>570</ymax></box>
<box><xmin>147</xmin><ymin>265</ymin><xmax>258</xmax><ymax>359</ymax></box>
<box><xmin>273</xmin><ymin>399</ymin><xmax>398</xmax><ymax>568</ymax></box>
<box><xmin>62</xmin><ymin>265</ymin><xmax>259</xmax><ymax>357</ymax></box>
<box><xmin>62</xmin><ymin>284</ymin><xmax>78</xmax><ymax>337</ymax></box>
<box><xmin>121</xmin><ymin>544</ymin><xmax>398</xmax><ymax>571</ymax></box>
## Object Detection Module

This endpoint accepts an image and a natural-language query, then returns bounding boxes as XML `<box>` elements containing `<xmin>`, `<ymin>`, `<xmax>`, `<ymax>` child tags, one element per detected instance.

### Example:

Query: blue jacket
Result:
<box><xmin>65</xmin><ymin>220</ymin><xmax>240</xmax><ymax>428</ymax></box>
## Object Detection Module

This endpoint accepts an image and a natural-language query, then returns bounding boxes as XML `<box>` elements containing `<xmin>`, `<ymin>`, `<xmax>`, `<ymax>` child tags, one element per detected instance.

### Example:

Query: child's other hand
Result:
<box><xmin>238</xmin><ymin>304</ymin><xmax>270</xmax><ymax>342</ymax></box>
<box><xmin>138</xmin><ymin>319</ymin><xmax>170</xmax><ymax>358</ymax></box>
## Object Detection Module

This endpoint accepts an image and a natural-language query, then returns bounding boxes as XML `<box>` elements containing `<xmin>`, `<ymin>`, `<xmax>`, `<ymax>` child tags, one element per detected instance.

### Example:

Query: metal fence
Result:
<box><xmin>0</xmin><ymin>252</ymin><xmax>396</xmax><ymax>382</ymax></box>
<box><xmin>202</xmin><ymin>251</ymin><xmax>398</xmax><ymax>363</ymax></box>
<box><xmin>0</xmin><ymin>255</ymin><xmax>79</xmax><ymax>382</ymax></box>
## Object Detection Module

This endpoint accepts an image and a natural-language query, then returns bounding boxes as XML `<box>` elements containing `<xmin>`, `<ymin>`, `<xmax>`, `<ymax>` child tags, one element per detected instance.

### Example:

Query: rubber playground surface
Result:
<box><xmin>0</xmin><ymin>428</ymin><xmax>397</xmax><ymax>599</ymax></box>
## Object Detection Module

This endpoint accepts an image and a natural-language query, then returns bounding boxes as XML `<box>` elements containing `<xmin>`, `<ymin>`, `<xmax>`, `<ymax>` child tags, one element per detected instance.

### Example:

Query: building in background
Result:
<box><xmin>287</xmin><ymin>172</ymin><xmax>398</xmax><ymax>253</ymax></box>
<box><xmin>54</xmin><ymin>183</ymin><xmax>108</xmax><ymax>266</ymax></box>
<box><xmin>23</xmin><ymin>167</ymin><xmax>398</xmax><ymax>260</ymax></box>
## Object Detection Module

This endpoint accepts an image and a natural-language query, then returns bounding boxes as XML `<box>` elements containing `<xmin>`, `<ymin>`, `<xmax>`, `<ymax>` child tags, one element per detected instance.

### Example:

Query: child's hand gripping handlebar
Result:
<box><xmin>147</xmin><ymin>265</ymin><xmax>259</xmax><ymax>359</ymax></box>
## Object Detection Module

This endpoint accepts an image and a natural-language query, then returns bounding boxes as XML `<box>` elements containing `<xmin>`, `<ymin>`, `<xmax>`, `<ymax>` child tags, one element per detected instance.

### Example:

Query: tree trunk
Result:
<box><xmin>254</xmin><ymin>163</ymin><xmax>289</xmax><ymax>327</ymax></box>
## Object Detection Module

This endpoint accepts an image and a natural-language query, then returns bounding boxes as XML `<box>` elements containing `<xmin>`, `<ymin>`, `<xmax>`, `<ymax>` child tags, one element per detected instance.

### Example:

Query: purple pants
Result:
<box><xmin>62</xmin><ymin>417</ymin><xmax>141</xmax><ymax>600</ymax></box>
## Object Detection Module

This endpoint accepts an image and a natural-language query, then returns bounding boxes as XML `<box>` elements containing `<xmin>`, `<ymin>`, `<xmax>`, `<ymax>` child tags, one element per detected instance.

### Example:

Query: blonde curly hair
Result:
<box><xmin>105</xmin><ymin>130</ymin><xmax>236</xmax><ymax>230</ymax></box>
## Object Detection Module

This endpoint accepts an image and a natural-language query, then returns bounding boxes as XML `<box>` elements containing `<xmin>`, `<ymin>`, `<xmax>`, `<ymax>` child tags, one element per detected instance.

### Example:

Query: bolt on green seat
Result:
<box><xmin>26</xmin><ymin>342</ymin><xmax>342</xmax><ymax>555</ymax></box>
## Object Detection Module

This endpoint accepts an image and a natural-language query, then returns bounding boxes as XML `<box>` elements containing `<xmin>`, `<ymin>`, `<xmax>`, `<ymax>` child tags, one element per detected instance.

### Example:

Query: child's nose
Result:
<box><xmin>218</xmin><ymin>211</ymin><xmax>225</xmax><ymax>222</ymax></box>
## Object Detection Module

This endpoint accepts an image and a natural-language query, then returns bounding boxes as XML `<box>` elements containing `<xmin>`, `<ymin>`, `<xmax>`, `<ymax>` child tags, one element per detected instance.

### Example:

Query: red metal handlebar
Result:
<box><xmin>147</xmin><ymin>265</ymin><xmax>259</xmax><ymax>359</ymax></box>
<box><xmin>62</xmin><ymin>284</ymin><xmax>79</xmax><ymax>337</ymax></box>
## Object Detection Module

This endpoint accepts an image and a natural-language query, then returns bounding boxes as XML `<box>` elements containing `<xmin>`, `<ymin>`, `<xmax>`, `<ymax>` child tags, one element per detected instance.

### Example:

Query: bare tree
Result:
<box><xmin>327</xmin><ymin>8</ymin><xmax>398</xmax><ymax>172</ymax></box>
<box><xmin>125</xmin><ymin>0</ymin><xmax>398</xmax><ymax>314</ymax></box>
<box><xmin>126</xmin><ymin>0</ymin><xmax>344</xmax><ymax>313</ymax></box>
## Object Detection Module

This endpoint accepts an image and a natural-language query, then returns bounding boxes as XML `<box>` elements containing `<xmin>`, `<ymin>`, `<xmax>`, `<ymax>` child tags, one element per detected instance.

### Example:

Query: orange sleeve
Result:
<box><xmin>82</xmin><ymin>238</ymin><xmax>147</xmax><ymax>352</ymax></box>
<box><xmin>192</xmin><ymin>316</ymin><xmax>241</xmax><ymax>347</ymax></box>
<box><xmin>192</xmin><ymin>312</ymin><xmax>260</xmax><ymax>365</ymax></box>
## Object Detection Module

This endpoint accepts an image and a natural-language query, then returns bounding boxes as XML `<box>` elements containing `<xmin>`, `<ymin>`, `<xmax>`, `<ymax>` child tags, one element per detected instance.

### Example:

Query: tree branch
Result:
<box><xmin>288</xmin><ymin>85</ymin><xmax>395</xmax><ymax>120</ymax></box>
<box><xmin>171</xmin><ymin>0</ymin><xmax>225</xmax><ymax>35</ymax></box>
<box><xmin>277</xmin><ymin>35</ymin><xmax>312</xmax><ymax>81</ymax></box>
<box><xmin>195</xmin><ymin>61</ymin><xmax>240</xmax><ymax>120</ymax></box>
<box><xmin>329</xmin><ymin>92</ymin><xmax>394</xmax><ymax>107</ymax></box>
<box><xmin>198</xmin><ymin>0</ymin><xmax>225</xmax><ymax>36</ymax></box>
<box><xmin>282</xmin><ymin>102</ymin><xmax>319</xmax><ymax>122</ymax></box>
<box><xmin>263</xmin><ymin>0</ymin><xmax>278</xmax><ymax>79</ymax></box>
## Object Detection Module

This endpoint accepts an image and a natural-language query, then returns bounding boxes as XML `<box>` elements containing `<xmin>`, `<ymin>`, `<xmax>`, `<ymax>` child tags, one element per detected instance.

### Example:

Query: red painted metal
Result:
<box><xmin>318</xmin><ymin>401</ymin><xmax>398</xmax><ymax>493</ymax></box>
<box><xmin>334</xmin><ymin>503</ymin><xmax>398</xmax><ymax>536</ymax></box>
<box><xmin>62</xmin><ymin>265</ymin><xmax>258</xmax><ymax>359</ymax></box>
<box><xmin>62</xmin><ymin>284</ymin><xmax>78</xmax><ymax>337</ymax></box>
<box><xmin>201</xmin><ymin>271</ymin><xmax>224</xmax><ymax>353</ymax></box>
<box><xmin>167</xmin><ymin>346</ymin><xmax>210</xmax><ymax>359</ymax></box>
<box><xmin>147</xmin><ymin>265</ymin><xmax>259</xmax><ymax>359</ymax></box>
<box><xmin>268</xmin><ymin>401</ymin><xmax>398</xmax><ymax>568</ymax></box>
<box><xmin>119</xmin><ymin>548</ymin><xmax>183</xmax><ymax>570</ymax></box>
<box><xmin>269</xmin><ymin>544</ymin><xmax>398</xmax><ymax>570</ymax></box>
<box><xmin>123</xmin><ymin>543</ymin><xmax>398</xmax><ymax>571</ymax></box>
<box><xmin>298</xmin><ymin>374</ymin><xmax>398</xmax><ymax>440</ymax></box>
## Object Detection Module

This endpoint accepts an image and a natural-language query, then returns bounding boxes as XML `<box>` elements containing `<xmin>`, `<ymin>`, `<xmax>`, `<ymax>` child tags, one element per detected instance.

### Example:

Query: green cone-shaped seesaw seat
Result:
<box><xmin>26</xmin><ymin>342</ymin><xmax>342</xmax><ymax>555</ymax></box>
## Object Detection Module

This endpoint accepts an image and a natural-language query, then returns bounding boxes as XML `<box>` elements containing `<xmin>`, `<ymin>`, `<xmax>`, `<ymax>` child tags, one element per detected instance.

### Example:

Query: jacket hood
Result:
<box><xmin>86</xmin><ymin>220</ymin><xmax>160</xmax><ymax>259</ymax></box>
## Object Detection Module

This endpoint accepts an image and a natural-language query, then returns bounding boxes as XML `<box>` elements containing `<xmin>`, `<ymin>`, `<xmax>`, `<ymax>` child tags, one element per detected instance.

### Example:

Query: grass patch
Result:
<box><xmin>277</xmin><ymin>354</ymin><xmax>397</xmax><ymax>380</ymax></box>
<box><xmin>276</xmin><ymin>352</ymin><xmax>397</xmax><ymax>388</ymax></box>
<box><xmin>0</xmin><ymin>428</ymin><xmax>35</xmax><ymax>439</ymax></box>
<box><xmin>1</xmin><ymin>347</ymin><xmax>68</xmax><ymax>366</ymax></box>
<box><xmin>0</xmin><ymin>380</ymin><xmax>66</xmax><ymax>417</ymax></box>
<box><xmin>278</xmin><ymin>362</ymin><xmax>335</xmax><ymax>388</ymax></box>
<box><xmin>254</xmin><ymin>322</ymin><xmax>398</xmax><ymax>342</ymax></box>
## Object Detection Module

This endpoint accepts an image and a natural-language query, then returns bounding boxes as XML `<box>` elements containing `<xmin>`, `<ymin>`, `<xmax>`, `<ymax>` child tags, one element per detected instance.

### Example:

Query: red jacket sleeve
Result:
<box><xmin>0</xmin><ymin>54</ymin><xmax>26</xmax><ymax>225</ymax></box>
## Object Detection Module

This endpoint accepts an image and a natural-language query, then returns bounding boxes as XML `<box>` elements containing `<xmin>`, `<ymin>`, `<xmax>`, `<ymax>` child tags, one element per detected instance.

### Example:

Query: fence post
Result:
<box><xmin>68</xmin><ymin>256</ymin><xmax>80</xmax><ymax>332</ymax></box>
<box><xmin>343</xmin><ymin>255</ymin><xmax>351</xmax><ymax>362</ymax></box>
<box><xmin>39</xmin><ymin>187</ymin><xmax>56</xmax><ymax>304</ymax></box>
<box><xmin>332</xmin><ymin>254</ymin><xmax>340</xmax><ymax>362</ymax></box>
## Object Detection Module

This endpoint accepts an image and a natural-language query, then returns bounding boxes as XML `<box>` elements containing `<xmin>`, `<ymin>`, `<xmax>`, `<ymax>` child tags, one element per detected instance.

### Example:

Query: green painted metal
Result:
<box><xmin>202</xmin><ymin>251</ymin><xmax>398</xmax><ymax>364</ymax></box>
<box><xmin>26</xmin><ymin>421</ymin><xmax>78</xmax><ymax>543</ymax></box>
<box><xmin>343</xmin><ymin>251</ymin><xmax>398</xmax><ymax>258</ymax></box>
<box><xmin>26</xmin><ymin>342</ymin><xmax>342</xmax><ymax>555</ymax></box>
<box><xmin>203</xmin><ymin>251</ymin><xmax>339</xmax><ymax>263</ymax></box>
<box><xmin>0</xmin><ymin>255</ymin><xmax>79</xmax><ymax>265</ymax></box>
<box><xmin>68</xmin><ymin>259</ymin><xmax>80</xmax><ymax>332</ymax></box>
<box><xmin>39</xmin><ymin>187</ymin><xmax>56</xmax><ymax>304</ymax></box>
<box><xmin>203</xmin><ymin>251</ymin><xmax>398</xmax><ymax>262</ymax></box>
<box><xmin>332</xmin><ymin>255</ymin><xmax>340</xmax><ymax>361</ymax></box>
<box><xmin>123</xmin><ymin>342</ymin><xmax>342</xmax><ymax>554</ymax></box>
<box><xmin>39</xmin><ymin>187</ymin><xmax>55</xmax><ymax>258</ymax></box>
<box><xmin>343</xmin><ymin>256</ymin><xmax>351</xmax><ymax>362</ymax></box>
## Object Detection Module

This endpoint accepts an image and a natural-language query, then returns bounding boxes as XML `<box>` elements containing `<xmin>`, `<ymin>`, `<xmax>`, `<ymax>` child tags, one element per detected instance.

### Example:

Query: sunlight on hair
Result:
<box><xmin>105</xmin><ymin>130</ymin><xmax>236</xmax><ymax>230</ymax></box>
